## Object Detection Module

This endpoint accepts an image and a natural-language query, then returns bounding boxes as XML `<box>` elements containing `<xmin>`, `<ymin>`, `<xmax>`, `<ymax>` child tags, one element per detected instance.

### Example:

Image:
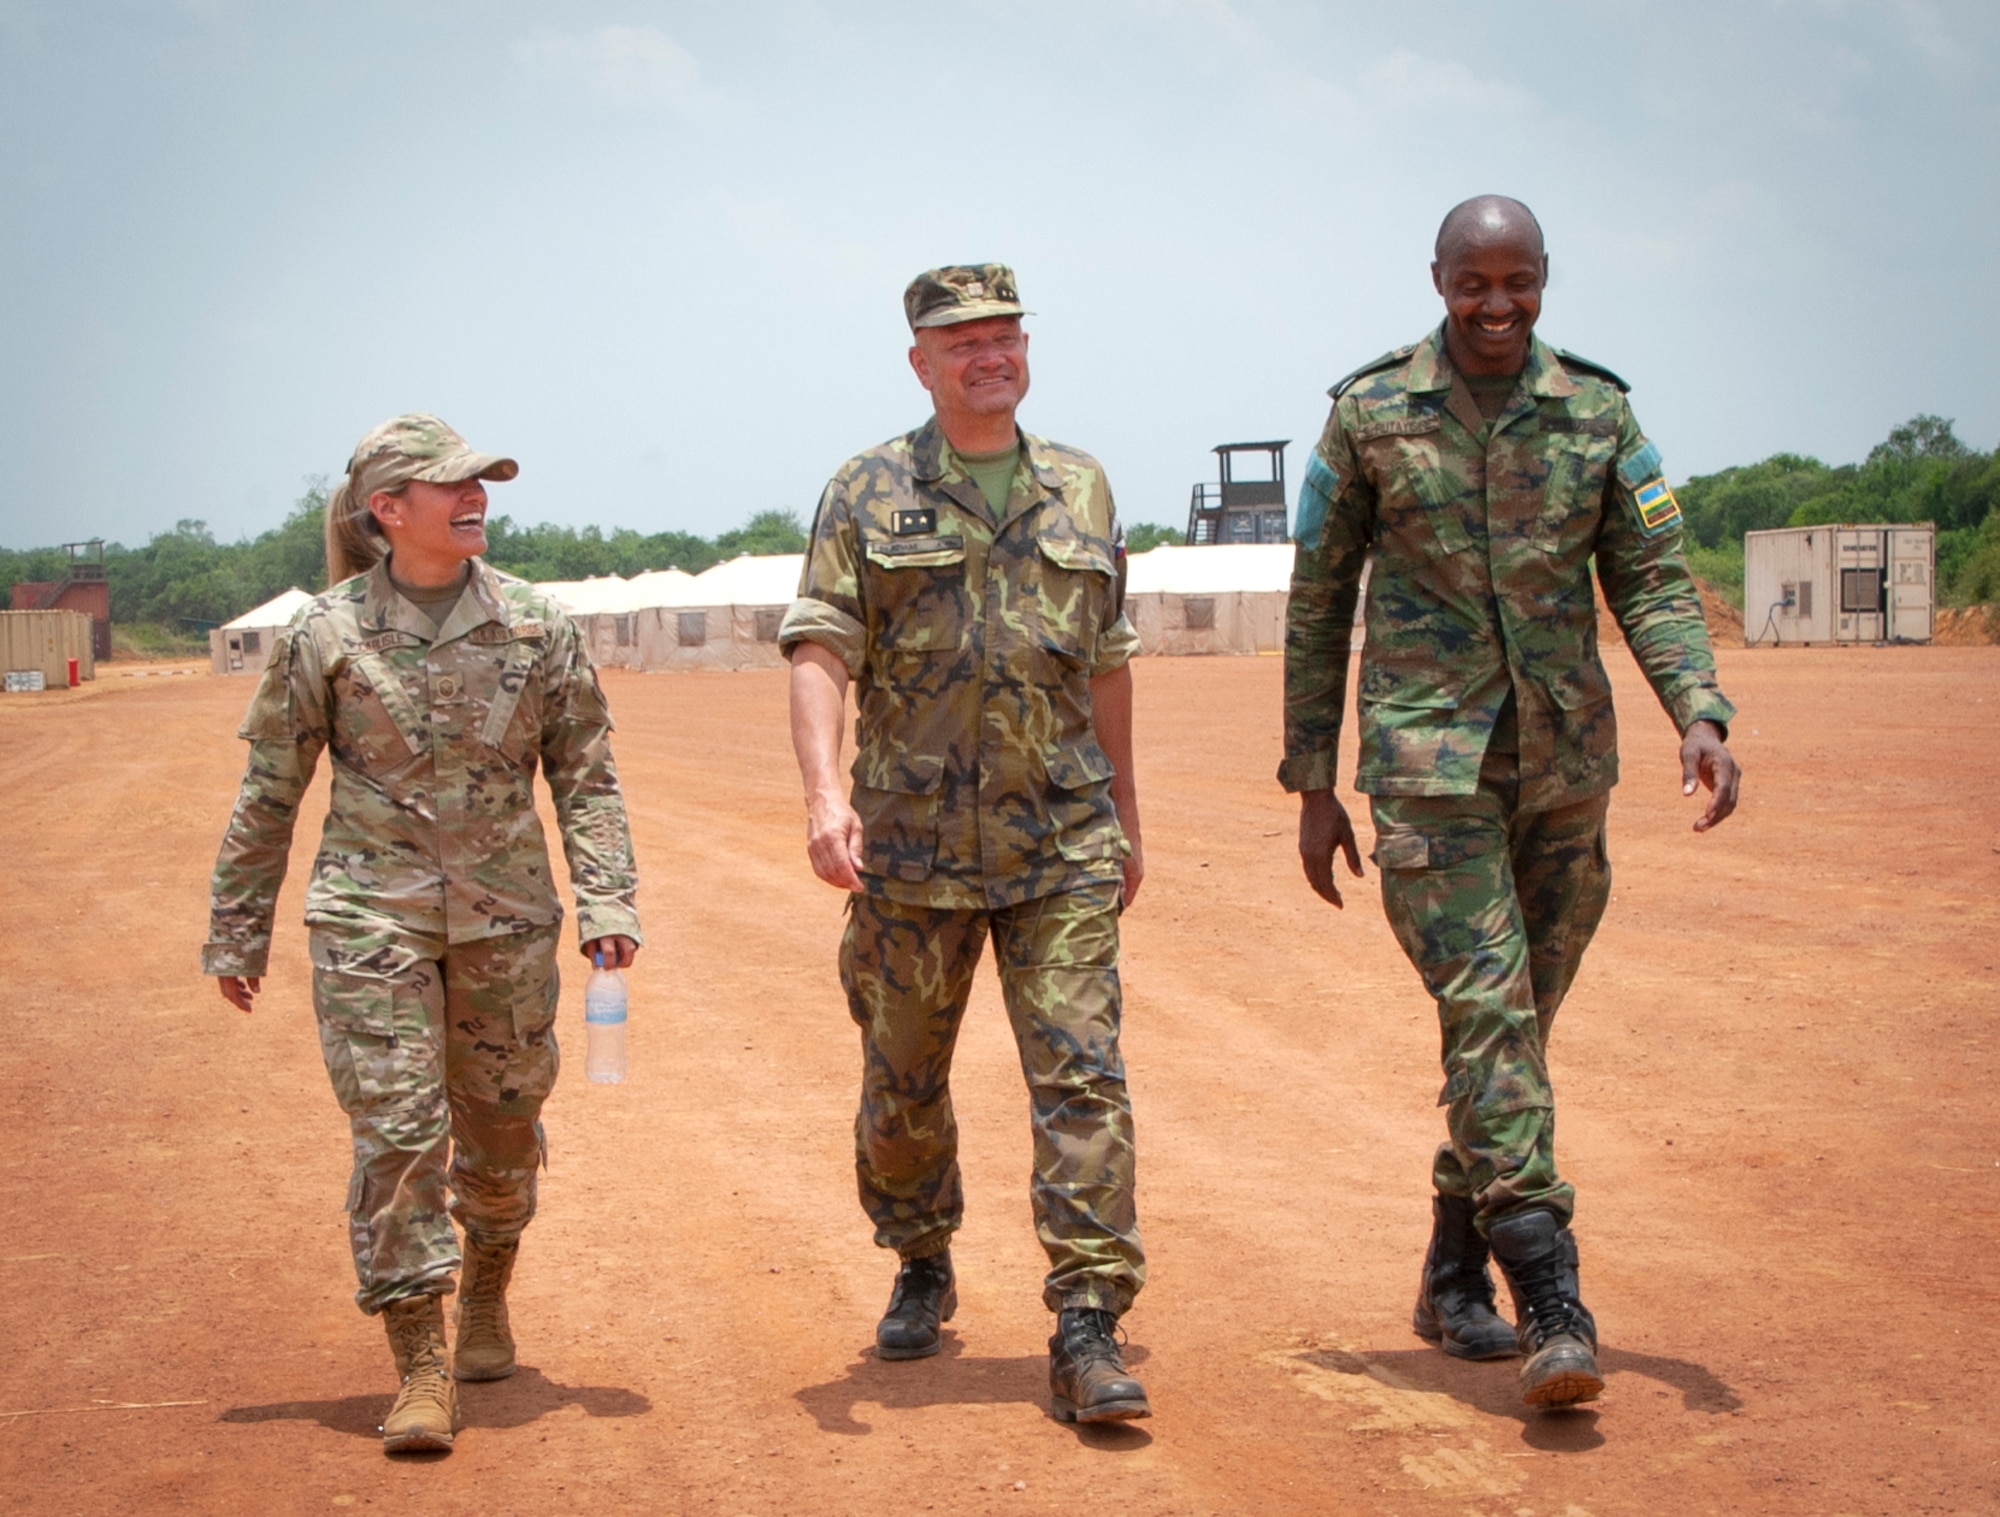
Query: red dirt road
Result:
<box><xmin>3</xmin><ymin>647</ymin><xmax>1997</xmax><ymax>1515</ymax></box>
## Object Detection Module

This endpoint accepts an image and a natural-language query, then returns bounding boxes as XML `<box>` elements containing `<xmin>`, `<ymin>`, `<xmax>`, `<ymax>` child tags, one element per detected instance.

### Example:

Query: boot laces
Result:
<box><xmin>1060</xmin><ymin>1309</ymin><xmax>1126</xmax><ymax>1370</ymax></box>
<box><xmin>891</xmin><ymin>1255</ymin><xmax>949</xmax><ymax>1312</ymax></box>
<box><xmin>1513</xmin><ymin>1254</ymin><xmax>1586</xmax><ymax>1342</ymax></box>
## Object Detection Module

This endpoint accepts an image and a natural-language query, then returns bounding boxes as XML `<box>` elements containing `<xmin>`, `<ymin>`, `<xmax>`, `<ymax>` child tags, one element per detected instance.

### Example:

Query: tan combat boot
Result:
<box><xmin>381</xmin><ymin>1294</ymin><xmax>459</xmax><ymax>1454</ymax></box>
<box><xmin>453</xmin><ymin>1234</ymin><xmax>520</xmax><ymax>1382</ymax></box>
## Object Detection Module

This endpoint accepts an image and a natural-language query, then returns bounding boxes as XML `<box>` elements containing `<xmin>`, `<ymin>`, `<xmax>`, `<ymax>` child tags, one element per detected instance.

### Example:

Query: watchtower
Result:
<box><xmin>1185</xmin><ymin>441</ymin><xmax>1290</xmax><ymax>546</ymax></box>
<box><xmin>9</xmin><ymin>539</ymin><xmax>111</xmax><ymax>660</ymax></box>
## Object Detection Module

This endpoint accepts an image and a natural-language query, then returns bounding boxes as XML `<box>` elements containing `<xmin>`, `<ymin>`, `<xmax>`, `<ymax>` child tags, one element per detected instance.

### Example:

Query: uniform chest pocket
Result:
<box><xmin>864</xmin><ymin>534</ymin><xmax>968</xmax><ymax>656</ymax></box>
<box><xmin>1532</xmin><ymin>435</ymin><xmax>1616</xmax><ymax>553</ymax></box>
<box><xmin>475</xmin><ymin>636</ymin><xmax>548</xmax><ymax>765</ymax></box>
<box><xmin>1033</xmin><ymin>535</ymin><xmax>1115</xmax><ymax>661</ymax></box>
<box><xmin>331</xmin><ymin>652</ymin><xmax>428</xmax><ymax>774</ymax></box>
<box><xmin>1358</xmin><ymin>419</ymin><xmax>1472</xmax><ymax>556</ymax></box>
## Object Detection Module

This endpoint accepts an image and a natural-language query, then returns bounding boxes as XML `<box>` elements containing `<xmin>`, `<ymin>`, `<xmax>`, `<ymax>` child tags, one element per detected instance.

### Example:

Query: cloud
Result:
<box><xmin>512</xmin><ymin>25</ymin><xmax>704</xmax><ymax>112</ymax></box>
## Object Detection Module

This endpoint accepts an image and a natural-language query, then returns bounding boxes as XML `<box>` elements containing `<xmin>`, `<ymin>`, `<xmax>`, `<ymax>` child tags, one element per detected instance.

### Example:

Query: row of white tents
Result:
<box><xmin>215</xmin><ymin>544</ymin><xmax>1348</xmax><ymax>674</ymax></box>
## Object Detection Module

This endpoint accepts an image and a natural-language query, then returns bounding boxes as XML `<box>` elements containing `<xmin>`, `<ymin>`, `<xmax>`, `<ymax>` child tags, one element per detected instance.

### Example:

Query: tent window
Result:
<box><xmin>240</xmin><ymin>630</ymin><xmax>261</xmax><ymax>654</ymax></box>
<box><xmin>754</xmin><ymin>608</ymin><xmax>784</xmax><ymax>643</ymax></box>
<box><xmin>1182</xmin><ymin>597</ymin><xmax>1215</xmax><ymax>631</ymax></box>
<box><xmin>614</xmin><ymin>614</ymin><xmax>635</xmax><ymax>647</ymax></box>
<box><xmin>677</xmin><ymin>612</ymin><xmax>708</xmax><ymax>647</ymax></box>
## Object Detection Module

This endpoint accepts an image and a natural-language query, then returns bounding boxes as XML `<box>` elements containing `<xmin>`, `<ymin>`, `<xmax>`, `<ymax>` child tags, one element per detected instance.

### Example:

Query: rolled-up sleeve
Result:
<box><xmin>778</xmin><ymin>479</ymin><xmax>867</xmax><ymax>677</ymax></box>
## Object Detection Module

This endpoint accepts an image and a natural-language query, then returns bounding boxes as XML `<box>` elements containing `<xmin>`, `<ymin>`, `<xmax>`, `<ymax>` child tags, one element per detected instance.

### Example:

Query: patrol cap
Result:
<box><xmin>903</xmin><ymin>263</ymin><xmax>1030</xmax><ymax>331</ymax></box>
<box><xmin>345</xmin><ymin>413</ymin><xmax>518</xmax><ymax>501</ymax></box>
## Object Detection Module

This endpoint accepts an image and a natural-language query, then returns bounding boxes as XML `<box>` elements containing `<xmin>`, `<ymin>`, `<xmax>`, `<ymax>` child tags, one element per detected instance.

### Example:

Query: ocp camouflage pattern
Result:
<box><xmin>1371</xmin><ymin>759</ymin><xmax>1611</xmax><ymax>1229</ymax></box>
<box><xmin>779</xmin><ymin>418</ymin><xmax>1139</xmax><ymax>910</ymax></box>
<box><xmin>841</xmin><ymin>882</ymin><xmax>1143</xmax><ymax>1313</ymax></box>
<box><xmin>202</xmin><ymin>557</ymin><xmax>641</xmax><ymax>977</ymax></box>
<box><xmin>1280</xmin><ymin>326</ymin><xmax>1736</xmax><ymax>811</ymax></box>
<box><xmin>311</xmin><ymin>922</ymin><xmax>561</xmax><ymax>1312</ymax></box>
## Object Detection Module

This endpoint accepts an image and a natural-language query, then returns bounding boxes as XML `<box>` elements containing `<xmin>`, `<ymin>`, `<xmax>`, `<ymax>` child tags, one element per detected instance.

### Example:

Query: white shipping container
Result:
<box><xmin>1743</xmin><ymin>524</ymin><xmax>1933</xmax><ymax>646</ymax></box>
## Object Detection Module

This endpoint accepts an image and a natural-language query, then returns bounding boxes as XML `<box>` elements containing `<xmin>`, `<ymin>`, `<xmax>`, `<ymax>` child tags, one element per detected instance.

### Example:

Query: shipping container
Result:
<box><xmin>0</xmin><ymin>608</ymin><xmax>96</xmax><ymax>687</ymax></box>
<box><xmin>1743</xmin><ymin>524</ymin><xmax>1933</xmax><ymax>647</ymax></box>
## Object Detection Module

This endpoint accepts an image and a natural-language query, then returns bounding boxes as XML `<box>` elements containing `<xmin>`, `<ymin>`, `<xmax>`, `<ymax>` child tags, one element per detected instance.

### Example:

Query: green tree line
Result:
<box><xmin>5</xmin><ymin>412</ymin><xmax>1995</xmax><ymax>634</ymax></box>
<box><xmin>1678</xmin><ymin>414</ymin><xmax>2000</xmax><ymax>605</ymax></box>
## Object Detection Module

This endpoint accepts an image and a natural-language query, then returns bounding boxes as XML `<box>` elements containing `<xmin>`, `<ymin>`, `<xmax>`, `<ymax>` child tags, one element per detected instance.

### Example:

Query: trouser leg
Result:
<box><xmin>1511</xmin><ymin>795</ymin><xmax>1612</xmax><ymax>1044</ymax></box>
<box><xmin>309</xmin><ymin>928</ymin><xmax>457</xmax><ymax>1314</ymax></box>
<box><xmin>1371</xmin><ymin>783</ymin><xmax>1574</xmax><ymax>1231</ymax></box>
<box><xmin>442</xmin><ymin>925</ymin><xmax>562</xmax><ymax>1245</ymax></box>
<box><xmin>841</xmin><ymin>895</ymin><xmax>987</xmax><ymax>1260</ymax></box>
<box><xmin>991</xmin><ymin>882</ymin><xmax>1144</xmax><ymax>1315</ymax></box>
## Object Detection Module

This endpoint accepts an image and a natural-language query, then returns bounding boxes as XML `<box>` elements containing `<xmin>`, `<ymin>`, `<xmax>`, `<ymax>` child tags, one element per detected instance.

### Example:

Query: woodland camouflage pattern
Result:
<box><xmin>1280</xmin><ymin>326</ymin><xmax>1735</xmax><ymax>809</ymax></box>
<box><xmin>841</xmin><ymin>882</ymin><xmax>1142</xmax><ymax>1314</ymax></box>
<box><xmin>779</xmin><ymin>417</ymin><xmax>1139</xmax><ymax>911</ymax></box>
<box><xmin>1283</xmin><ymin>325</ymin><xmax>1736</xmax><ymax>1232</ymax></box>
<box><xmin>1372</xmin><ymin>757</ymin><xmax>1611</xmax><ymax>1229</ymax></box>
<box><xmin>202</xmin><ymin>557</ymin><xmax>640</xmax><ymax>977</ymax></box>
<box><xmin>311</xmin><ymin>923</ymin><xmax>561</xmax><ymax>1313</ymax></box>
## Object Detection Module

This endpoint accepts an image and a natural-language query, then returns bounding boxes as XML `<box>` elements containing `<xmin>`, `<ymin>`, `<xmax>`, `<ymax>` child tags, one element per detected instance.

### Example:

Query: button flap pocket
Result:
<box><xmin>1372</xmin><ymin>832</ymin><xmax>1431</xmax><ymax>870</ymax></box>
<box><xmin>311</xmin><ymin>973</ymin><xmax>396</xmax><ymax>1038</ymax></box>
<box><xmin>852</xmin><ymin>747</ymin><xmax>945</xmax><ymax>795</ymax></box>
<box><xmin>1546</xmin><ymin>662</ymin><xmax>1613</xmax><ymax>711</ymax></box>
<box><xmin>1037</xmin><ymin>535</ymin><xmax>1115</xmax><ymax>577</ymax></box>
<box><xmin>1358</xmin><ymin>662</ymin><xmax>1462</xmax><ymax>709</ymax></box>
<box><xmin>1043</xmin><ymin>738</ymin><xmax>1115</xmax><ymax>790</ymax></box>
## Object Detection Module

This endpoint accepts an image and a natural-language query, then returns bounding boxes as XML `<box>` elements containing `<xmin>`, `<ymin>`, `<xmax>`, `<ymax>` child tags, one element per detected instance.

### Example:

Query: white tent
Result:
<box><xmin>209</xmin><ymin>587</ymin><xmax>315</xmax><ymax>675</ymax></box>
<box><xmin>630</xmin><ymin>554</ymin><xmax>804</xmax><ymax>671</ymax></box>
<box><xmin>1124</xmin><ymin>544</ymin><xmax>1295</xmax><ymax>656</ymax></box>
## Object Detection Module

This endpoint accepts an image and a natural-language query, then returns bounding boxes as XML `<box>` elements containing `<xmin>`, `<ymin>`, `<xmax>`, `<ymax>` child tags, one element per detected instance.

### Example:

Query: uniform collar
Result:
<box><xmin>363</xmin><ymin>557</ymin><xmax>509</xmax><ymax>644</ymax></box>
<box><xmin>910</xmin><ymin>417</ymin><xmax>1065</xmax><ymax>531</ymax></box>
<box><xmin>1409</xmin><ymin>324</ymin><xmax>1581</xmax><ymax>401</ymax></box>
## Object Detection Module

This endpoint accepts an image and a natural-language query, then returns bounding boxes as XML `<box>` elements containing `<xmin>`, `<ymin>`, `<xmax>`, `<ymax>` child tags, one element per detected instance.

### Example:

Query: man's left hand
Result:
<box><xmin>1680</xmin><ymin>720</ymin><xmax>1741</xmax><ymax>833</ymax></box>
<box><xmin>583</xmin><ymin>935</ymin><xmax>639</xmax><ymax>969</ymax></box>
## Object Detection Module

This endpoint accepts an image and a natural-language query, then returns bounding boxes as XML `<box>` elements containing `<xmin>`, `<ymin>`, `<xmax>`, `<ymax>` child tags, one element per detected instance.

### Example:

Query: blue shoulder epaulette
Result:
<box><xmin>1329</xmin><ymin>344</ymin><xmax>1417</xmax><ymax>399</ymax></box>
<box><xmin>1554</xmin><ymin>348</ymin><xmax>1630</xmax><ymax>392</ymax></box>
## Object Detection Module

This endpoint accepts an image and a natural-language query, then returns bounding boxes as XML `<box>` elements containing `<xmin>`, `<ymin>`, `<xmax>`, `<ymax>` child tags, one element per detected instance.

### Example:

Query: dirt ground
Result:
<box><xmin>3</xmin><ymin>644</ymin><xmax>1997</xmax><ymax>1516</ymax></box>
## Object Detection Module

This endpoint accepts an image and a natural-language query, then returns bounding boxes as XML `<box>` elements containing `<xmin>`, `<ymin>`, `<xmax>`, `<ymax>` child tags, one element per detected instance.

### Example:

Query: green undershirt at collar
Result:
<box><xmin>389</xmin><ymin>561</ymin><xmax>472</xmax><ymax>636</ymax></box>
<box><xmin>955</xmin><ymin>441</ymin><xmax>1021</xmax><ymax>516</ymax></box>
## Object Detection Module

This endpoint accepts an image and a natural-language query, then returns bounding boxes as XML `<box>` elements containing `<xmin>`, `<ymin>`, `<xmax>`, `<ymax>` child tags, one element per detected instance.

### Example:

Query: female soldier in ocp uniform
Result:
<box><xmin>202</xmin><ymin>414</ymin><xmax>642</xmax><ymax>1456</ymax></box>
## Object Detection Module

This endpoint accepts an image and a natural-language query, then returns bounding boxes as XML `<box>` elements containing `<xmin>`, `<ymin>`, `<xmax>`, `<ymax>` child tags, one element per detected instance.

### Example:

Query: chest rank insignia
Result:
<box><xmin>1632</xmin><ymin>478</ymin><xmax>1683</xmax><ymax>535</ymax></box>
<box><xmin>893</xmin><ymin>508</ymin><xmax>937</xmax><ymax>537</ymax></box>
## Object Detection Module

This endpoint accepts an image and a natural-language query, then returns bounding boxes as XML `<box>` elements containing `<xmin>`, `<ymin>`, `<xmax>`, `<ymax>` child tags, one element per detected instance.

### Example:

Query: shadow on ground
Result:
<box><xmin>795</xmin><ymin>1332</ymin><xmax>1154</xmax><ymax>1450</ymax></box>
<box><xmin>219</xmin><ymin>1365</ymin><xmax>650</xmax><ymax>1441</ymax></box>
<box><xmin>1277</xmin><ymin>1341</ymin><xmax>1740</xmax><ymax>1453</ymax></box>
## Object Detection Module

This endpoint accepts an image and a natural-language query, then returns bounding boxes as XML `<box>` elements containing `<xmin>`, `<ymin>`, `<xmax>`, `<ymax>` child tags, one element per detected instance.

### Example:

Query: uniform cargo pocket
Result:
<box><xmin>851</xmin><ymin>749</ymin><xmax>945</xmax><ymax>884</ymax></box>
<box><xmin>1044</xmin><ymin>738</ymin><xmax>1123</xmax><ymax>863</ymax></box>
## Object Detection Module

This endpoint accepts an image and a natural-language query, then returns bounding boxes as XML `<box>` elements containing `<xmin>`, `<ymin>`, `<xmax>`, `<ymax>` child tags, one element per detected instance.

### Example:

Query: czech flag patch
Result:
<box><xmin>1632</xmin><ymin>477</ymin><xmax>1682</xmax><ymax>535</ymax></box>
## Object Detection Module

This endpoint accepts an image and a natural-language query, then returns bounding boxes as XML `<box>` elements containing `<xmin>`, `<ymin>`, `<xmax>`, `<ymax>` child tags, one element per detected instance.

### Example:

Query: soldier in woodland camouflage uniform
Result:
<box><xmin>1282</xmin><ymin>198</ymin><xmax>1741</xmax><ymax>1410</ymax></box>
<box><xmin>780</xmin><ymin>265</ymin><xmax>1151</xmax><ymax>1423</ymax></box>
<box><xmin>204</xmin><ymin>415</ymin><xmax>642</xmax><ymax>1455</ymax></box>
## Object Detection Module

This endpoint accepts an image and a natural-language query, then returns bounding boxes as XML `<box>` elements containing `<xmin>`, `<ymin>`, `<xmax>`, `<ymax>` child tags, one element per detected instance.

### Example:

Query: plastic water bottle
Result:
<box><xmin>583</xmin><ymin>958</ymin><xmax>628</xmax><ymax>1084</ymax></box>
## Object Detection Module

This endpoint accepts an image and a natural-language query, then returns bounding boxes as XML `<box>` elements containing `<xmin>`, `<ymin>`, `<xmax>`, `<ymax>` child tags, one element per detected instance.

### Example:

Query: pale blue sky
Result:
<box><xmin>2</xmin><ymin>0</ymin><xmax>1995</xmax><ymax>549</ymax></box>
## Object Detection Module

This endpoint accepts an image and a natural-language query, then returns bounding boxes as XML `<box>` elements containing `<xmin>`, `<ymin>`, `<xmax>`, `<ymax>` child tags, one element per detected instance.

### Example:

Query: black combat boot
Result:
<box><xmin>875</xmin><ymin>1250</ymin><xmax>956</xmax><ymax>1360</ymax></box>
<box><xmin>1412</xmin><ymin>1194</ymin><xmax>1518</xmax><ymax>1360</ymax></box>
<box><xmin>1487</xmin><ymin>1209</ymin><xmax>1604</xmax><ymax>1409</ymax></box>
<box><xmin>1048</xmin><ymin>1308</ymin><xmax>1151</xmax><ymax>1423</ymax></box>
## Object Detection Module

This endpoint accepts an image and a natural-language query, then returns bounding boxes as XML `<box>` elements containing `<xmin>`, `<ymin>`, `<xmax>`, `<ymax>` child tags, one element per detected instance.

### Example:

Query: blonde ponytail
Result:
<box><xmin>323</xmin><ymin>475</ymin><xmax>388</xmax><ymax>586</ymax></box>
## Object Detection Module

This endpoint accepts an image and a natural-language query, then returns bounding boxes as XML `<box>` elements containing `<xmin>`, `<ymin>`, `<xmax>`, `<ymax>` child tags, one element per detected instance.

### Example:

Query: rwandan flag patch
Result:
<box><xmin>1633</xmin><ymin>477</ymin><xmax>1682</xmax><ymax>535</ymax></box>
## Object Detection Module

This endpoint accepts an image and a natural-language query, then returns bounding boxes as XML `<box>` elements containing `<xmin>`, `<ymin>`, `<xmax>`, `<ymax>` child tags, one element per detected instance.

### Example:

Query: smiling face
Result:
<box><xmin>368</xmin><ymin>476</ymin><xmax>489</xmax><ymax>586</ymax></box>
<box><xmin>908</xmin><ymin>315</ymin><xmax>1031</xmax><ymax>442</ymax></box>
<box><xmin>1431</xmin><ymin>223</ymin><xmax>1547</xmax><ymax>376</ymax></box>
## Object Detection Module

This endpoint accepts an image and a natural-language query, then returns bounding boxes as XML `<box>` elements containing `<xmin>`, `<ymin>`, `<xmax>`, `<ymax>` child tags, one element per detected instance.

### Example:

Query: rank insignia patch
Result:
<box><xmin>1633</xmin><ymin>477</ymin><xmax>1682</xmax><ymax>535</ymax></box>
<box><xmin>893</xmin><ymin>508</ymin><xmax>936</xmax><ymax>537</ymax></box>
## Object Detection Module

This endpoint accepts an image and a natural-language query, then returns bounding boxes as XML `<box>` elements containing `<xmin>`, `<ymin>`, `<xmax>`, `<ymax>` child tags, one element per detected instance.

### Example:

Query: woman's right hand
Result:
<box><xmin>218</xmin><ymin>976</ymin><xmax>260</xmax><ymax>1013</ymax></box>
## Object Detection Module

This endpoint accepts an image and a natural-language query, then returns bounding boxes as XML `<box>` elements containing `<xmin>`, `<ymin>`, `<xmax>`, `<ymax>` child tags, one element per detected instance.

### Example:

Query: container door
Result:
<box><xmin>1834</xmin><ymin>529</ymin><xmax>1886</xmax><ymax>643</ymax></box>
<box><xmin>1888</xmin><ymin>529</ymin><xmax>1933</xmax><ymax>643</ymax></box>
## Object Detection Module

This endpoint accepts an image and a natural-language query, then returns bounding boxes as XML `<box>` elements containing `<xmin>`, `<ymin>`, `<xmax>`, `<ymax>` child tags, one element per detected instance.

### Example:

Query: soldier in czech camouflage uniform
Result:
<box><xmin>1282</xmin><ymin>198</ymin><xmax>1741</xmax><ymax>1409</ymax></box>
<box><xmin>780</xmin><ymin>265</ymin><xmax>1151</xmax><ymax>1423</ymax></box>
<box><xmin>204</xmin><ymin>415</ymin><xmax>642</xmax><ymax>1454</ymax></box>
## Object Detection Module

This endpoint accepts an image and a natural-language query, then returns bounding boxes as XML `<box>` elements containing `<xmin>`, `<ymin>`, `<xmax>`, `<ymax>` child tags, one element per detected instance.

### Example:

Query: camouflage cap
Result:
<box><xmin>345</xmin><ymin>413</ymin><xmax>518</xmax><ymax>500</ymax></box>
<box><xmin>903</xmin><ymin>263</ymin><xmax>1030</xmax><ymax>331</ymax></box>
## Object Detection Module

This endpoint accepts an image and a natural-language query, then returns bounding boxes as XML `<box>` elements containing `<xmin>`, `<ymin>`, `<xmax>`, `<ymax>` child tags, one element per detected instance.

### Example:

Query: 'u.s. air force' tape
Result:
<box><xmin>1294</xmin><ymin>452</ymin><xmax>1340</xmax><ymax>551</ymax></box>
